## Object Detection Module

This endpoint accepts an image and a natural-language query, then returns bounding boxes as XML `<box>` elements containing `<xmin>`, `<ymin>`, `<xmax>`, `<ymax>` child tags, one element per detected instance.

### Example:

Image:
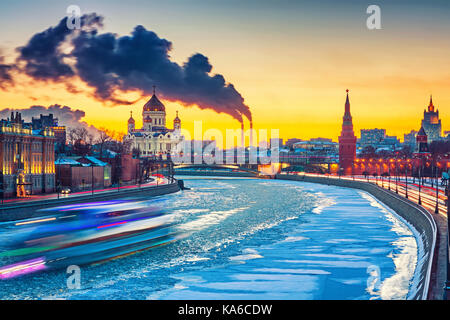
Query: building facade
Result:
<box><xmin>293</xmin><ymin>139</ymin><xmax>338</xmax><ymax>154</ymax></box>
<box><xmin>421</xmin><ymin>96</ymin><xmax>441</xmax><ymax>143</ymax></box>
<box><xmin>124</xmin><ymin>89</ymin><xmax>184</xmax><ymax>157</ymax></box>
<box><xmin>0</xmin><ymin>112</ymin><xmax>55</xmax><ymax>198</ymax></box>
<box><xmin>338</xmin><ymin>90</ymin><xmax>357</xmax><ymax>175</ymax></box>
<box><xmin>285</xmin><ymin>138</ymin><xmax>303</xmax><ymax>148</ymax></box>
<box><xmin>32</xmin><ymin>113</ymin><xmax>66</xmax><ymax>148</ymax></box>
<box><xmin>404</xmin><ymin>130</ymin><xmax>417</xmax><ymax>151</ymax></box>
<box><xmin>360</xmin><ymin>129</ymin><xmax>386</xmax><ymax>147</ymax></box>
<box><xmin>55</xmin><ymin>156</ymin><xmax>112</xmax><ymax>191</ymax></box>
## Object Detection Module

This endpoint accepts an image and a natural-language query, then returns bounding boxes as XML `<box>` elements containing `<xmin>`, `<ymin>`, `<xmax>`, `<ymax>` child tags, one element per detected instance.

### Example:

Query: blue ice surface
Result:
<box><xmin>0</xmin><ymin>177</ymin><xmax>418</xmax><ymax>300</ymax></box>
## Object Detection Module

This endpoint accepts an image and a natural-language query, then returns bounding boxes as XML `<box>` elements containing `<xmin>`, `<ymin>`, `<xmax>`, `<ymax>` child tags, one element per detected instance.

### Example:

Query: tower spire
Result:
<box><xmin>339</xmin><ymin>89</ymin><xmax>356</xmax><ymax>176</ymax></box>
<box><xmin>428</xmin><ymin>94</ymin><xmax>435</xmax><ymax>112</ymax></box>
<box><xmin>345</xmin><ymin>89</ymin><xmax>350</xmax><ymax>114</ymax></box>
<box><xmin>153</xmin><ymin>85</ymin><xmax>156</xmax><ymax>95</ymax></box>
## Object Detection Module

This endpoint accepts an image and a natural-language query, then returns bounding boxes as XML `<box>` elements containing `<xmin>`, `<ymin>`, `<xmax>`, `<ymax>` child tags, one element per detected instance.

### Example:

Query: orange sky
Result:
<box><xmin>1</xmin><ymin>1</ymin><xmax>450</xmax><ymax>145</ymax></box>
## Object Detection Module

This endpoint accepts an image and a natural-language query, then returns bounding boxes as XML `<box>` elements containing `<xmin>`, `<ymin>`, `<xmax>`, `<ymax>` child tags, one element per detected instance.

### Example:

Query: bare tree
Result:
<box><xmin>96</xmin><ymin>127</ymin><xmax>113</xmax><ymax>158</ymax></box>
<box><xmin>67</xmin><ymin>127</ymin><xmax>90</xmax><ymax>145</ymax></box>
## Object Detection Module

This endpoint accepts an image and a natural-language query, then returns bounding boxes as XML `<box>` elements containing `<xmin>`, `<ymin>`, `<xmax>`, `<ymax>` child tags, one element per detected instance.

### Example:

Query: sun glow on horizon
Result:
<box><xmin>1</xmin><ymin>1</ymin><xmax>450</xmax><ymax>143</ymax></box>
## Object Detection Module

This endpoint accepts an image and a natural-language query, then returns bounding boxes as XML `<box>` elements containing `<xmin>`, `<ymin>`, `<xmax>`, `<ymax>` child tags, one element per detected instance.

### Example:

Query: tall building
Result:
<box><xmin>0</xmin><ymin>112</ymin><xmax>56</xmax><ymax>198</ymax></box>
<box><xmin>360</xmin><ymin>129</ymin><xmax>386</xmax><ymax>147</ymax></box>
<box><xmin>404</xmin><ymin>130</ymin><xmax>417</xmax><ymax>151</ymax></box>
<box><xmin>421</xmin><ymin>95</ymin><xmax>441</xmax><ymax>143</ymax></box>
<box><xmin>31</xmin><ymin>114</ymin><xmax>58</xmax><ymax>128</ymax></box>
<box><xmin>124</xmin><ymin>87</ymin><xmax>184</xmax><ymax>157</ymax></box>
<box><xmin>338</xmin><ymin>90</ymin><xmax>356</xmax><ymax>175</ymax></box>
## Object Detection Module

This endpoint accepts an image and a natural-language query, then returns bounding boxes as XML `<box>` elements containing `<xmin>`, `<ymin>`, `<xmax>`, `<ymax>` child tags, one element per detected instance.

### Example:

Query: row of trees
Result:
<box><xmin>63</xmin><ymin>127</ymin><xmax>130</xmax><ymax>157</ymax></box>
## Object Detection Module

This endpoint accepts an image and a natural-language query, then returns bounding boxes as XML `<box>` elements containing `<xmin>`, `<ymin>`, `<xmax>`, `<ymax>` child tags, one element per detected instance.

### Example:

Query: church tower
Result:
<box><xmin>338</xmin><ymin>90</ymin><xmax>357</xmax><ymax>175</ymax></box>
<box><xmin>173</xmin><ymin>111</ymin><xmax>181</xmax><ymax>133</ymax></box>
<box><xmin>128</xmin><ymin>111</ymin><xmax>135</xmax><ymax>133</ymax></box>
<box><xmin>142</xmin><ymin>86</ymin><xmax>166</xmax><ymax>131</ymax></box>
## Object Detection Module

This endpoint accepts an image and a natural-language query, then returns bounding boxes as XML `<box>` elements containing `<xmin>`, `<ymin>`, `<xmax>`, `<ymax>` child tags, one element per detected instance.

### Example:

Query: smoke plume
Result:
<box><xmin>7</xmin><ymin>14</ymin><xmax>252</xmax><ymax>123</ymax></box>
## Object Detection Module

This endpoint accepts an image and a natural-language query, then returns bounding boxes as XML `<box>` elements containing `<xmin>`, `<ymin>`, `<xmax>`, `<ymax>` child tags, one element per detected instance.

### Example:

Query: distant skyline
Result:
<box><xmin>1</xmin><ymin>0</ymin><xmax>450</xmax><ymax>142</ymax></box>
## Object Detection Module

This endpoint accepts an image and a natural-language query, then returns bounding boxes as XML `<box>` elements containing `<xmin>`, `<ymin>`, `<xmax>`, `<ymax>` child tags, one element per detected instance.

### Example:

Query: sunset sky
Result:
<box><xmin>0</xmin><ymin>0</ymin><xmax>450</xmax><ymax>144</ymax></box>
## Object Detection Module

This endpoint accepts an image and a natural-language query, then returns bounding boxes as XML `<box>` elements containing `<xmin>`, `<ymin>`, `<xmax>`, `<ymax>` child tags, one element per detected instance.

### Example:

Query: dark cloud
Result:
<box><xmin>13</xmin><ymin>14</ymin><xmax>252</xmax><ymax>123</ymax></box>
<box><xmin>0</xmin><ymin>104</ymin><xmax>99</xmax><ymax>136</ymax></box>
<box><xmin>0</xmin><ymin>56</ymin><xmax>13</xmax><ymax>88</ymax></box>
<box><xmin>16</xmin><ymin>14</ymin><xmax>103</xmax><ymax>81</ymax></box>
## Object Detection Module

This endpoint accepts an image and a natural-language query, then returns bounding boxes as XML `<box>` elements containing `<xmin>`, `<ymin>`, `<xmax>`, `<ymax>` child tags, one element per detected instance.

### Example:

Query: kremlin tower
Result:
<box><xmin>338</xmin><ymin>90</ymin><xmax>357</xmax><ymax>175</ymax></box>
<box><xmin>415</xmin><ymin>126</ymin><xmax>430</xmax><ymax>155</ymax></box>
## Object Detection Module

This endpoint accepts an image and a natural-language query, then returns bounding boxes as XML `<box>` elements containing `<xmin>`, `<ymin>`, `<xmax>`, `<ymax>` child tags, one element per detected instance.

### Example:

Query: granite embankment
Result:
<box><xmin>0</xmin><ymin>182</ymin><xmax>180</xmax><ymax>222</ymax></box>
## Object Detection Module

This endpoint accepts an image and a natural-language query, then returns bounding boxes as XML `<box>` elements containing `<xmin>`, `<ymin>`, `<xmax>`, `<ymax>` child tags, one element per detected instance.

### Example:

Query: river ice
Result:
<box><xmin>0</xmin><ymin>177</ymin><xmax>419</xmax><ymax>300</ymax></box>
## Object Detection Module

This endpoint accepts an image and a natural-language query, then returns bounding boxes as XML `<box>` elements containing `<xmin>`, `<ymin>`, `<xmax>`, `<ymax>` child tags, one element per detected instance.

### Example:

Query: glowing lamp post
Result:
<box><xmin>435</xmin><ymin>160</ymin><xmax>440</xmax><ymax>214</ymax></box>
<box><xmin>442</xmin><ymin>171</ymin><xmax>450</xmax><ymax>300</ymax></box>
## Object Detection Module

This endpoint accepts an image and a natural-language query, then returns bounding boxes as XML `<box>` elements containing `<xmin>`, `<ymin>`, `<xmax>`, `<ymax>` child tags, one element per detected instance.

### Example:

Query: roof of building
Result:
<box><xmin>55</xmin><ymin>158</ymin><xmax>80</xmax><ymax>165</ymax></box>
<box><xmin>174</xmin><ymin>111</ymin><xmax>180</xmax><ymax>123</ymax></box>
<box><xmin>293</xmin><ymin>140</ymin><xmax>337</xmax><ymax>146</ymax></box>
<box><xmin>84</xmin><ymin>156</ymin><xmax>109</xmax><ymax>167</ymax></box>
<box><xmin>143</xmin><ymin>94</ymin><xmax>165</xmax><ymax>112</ymax></box>
<box><xmin>55</xmin><ymin>156</ymin><xmax>109</xmax><ymax>167</ymax></box>
<box><xmin>417</xmin><ymin>126</ymin><xmax>427</xmax><ymax>136</ymax></box>
<box><xmin>128</xmin><ymin>111</ymin><xmax>135</xmax><ymax>124</ymax></box>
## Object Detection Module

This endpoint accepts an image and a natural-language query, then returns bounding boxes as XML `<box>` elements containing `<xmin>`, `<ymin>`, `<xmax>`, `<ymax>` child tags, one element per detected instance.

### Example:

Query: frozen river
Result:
<box><xmin>0</xmin><ymin>177</ymin><xmax>420</xmax><ymax>300</ymax></box>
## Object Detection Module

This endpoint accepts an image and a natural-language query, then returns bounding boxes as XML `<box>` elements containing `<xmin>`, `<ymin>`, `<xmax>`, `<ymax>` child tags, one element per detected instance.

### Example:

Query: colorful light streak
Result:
<box><xmin>97</xmin><ymin>221</ymin><xmax>128</xmax><ymax>229</ymax></box>
<box><xmin>15</xmin><ymin>217</ymin><xmax>56</xmax><ymax>226</ymax></box>
<box><xmin>0</xmin><ymin>257</ymin><xmax>47</xmax><ymax>279</ymax></box>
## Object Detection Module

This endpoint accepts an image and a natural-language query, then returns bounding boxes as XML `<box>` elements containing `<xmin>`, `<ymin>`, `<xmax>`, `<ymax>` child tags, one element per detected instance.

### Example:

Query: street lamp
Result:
<box><xmin>388</xmin><ymin>161</ymin><xmax>391</xmax><ymax>191</ymax></box>
<box><xmin>431</xmin><ymin>163</ymin><xmax>434</xmax><ymax>188</ymax></box>
<box><xmin>405</xmin><ymin>162</ymin><xmax>409</xmax><ymax>199</ymax></box>
<box><xmin>352</xmin><ymin>162</ymin><xmax>355</xmax><ymax>181</ymax></box>
<box><xmin>91</xmin><ymin>165</ymin><xmax>94</xmax><ymax>196</ymax></box>
<box><xmin>443</xmin><ymin>174</ymin><xmax>450</xmax><ymax>300</ymax></box>
<box><xmin>435</xmin><ymin>161</ymin><xmax>439</xmax><ymax>214</ymax></box>
<box><xmin>418</xmin><ymin>165</ymin><xmax>422</xmax><ymax>205</ymax></box>
<box><xmin>395</xmin><ymin>159</ymin><xmax>399</xmax><ymax>194</ymax></box>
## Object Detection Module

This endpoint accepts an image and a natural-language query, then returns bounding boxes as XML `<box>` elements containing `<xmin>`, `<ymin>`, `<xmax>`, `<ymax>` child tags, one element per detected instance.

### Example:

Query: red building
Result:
<box><xmin>338</xmin><ymin>90</ymin><xmax>357</xmax><ymax>175</ymax></box>
<box><xmin>121</xmin><ymin>153</ymin><xmax>140</xmax><ymax>183</ymax></box>
<box><xmin>55</xmin><ymin>156</ymin><xmax>111</xmax><ymax>191</ymax></box>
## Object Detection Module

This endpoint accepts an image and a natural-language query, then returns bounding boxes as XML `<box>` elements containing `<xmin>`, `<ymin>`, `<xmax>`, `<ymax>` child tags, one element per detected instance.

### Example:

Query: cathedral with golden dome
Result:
<box><xmin>124</xmin><ymin>87</ymin><xmax>183</xmax><ymax>157</ymax></box>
